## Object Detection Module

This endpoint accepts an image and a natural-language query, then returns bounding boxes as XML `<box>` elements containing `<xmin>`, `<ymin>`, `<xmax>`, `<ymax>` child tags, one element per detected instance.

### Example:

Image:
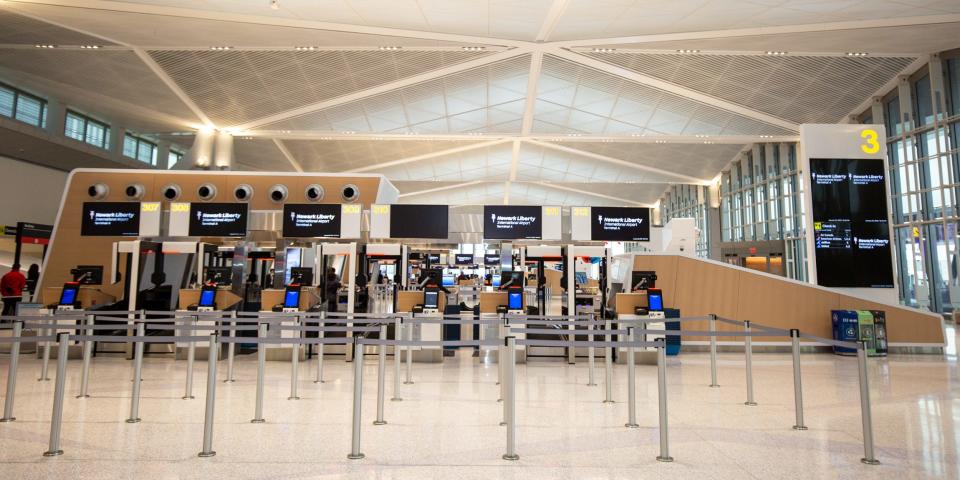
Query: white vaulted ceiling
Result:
<box><xmin>1</xmin><ymin>0</ymin><xmax>957</xmax><ymax>207</ymax></box>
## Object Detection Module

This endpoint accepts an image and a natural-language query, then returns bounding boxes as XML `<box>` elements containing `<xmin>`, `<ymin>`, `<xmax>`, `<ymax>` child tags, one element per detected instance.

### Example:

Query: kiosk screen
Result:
<box><xmin>283</xmin><ymin>287</ymin><xmax>301</xmax><ymax>309</ymax></box>
<box><xmin>198</xmin><ymin>286</ymin><xmax>216</xmax><ymax>308</ymax></box>
<box><xmin>442</xmin><ymin>274</ymin><xmax>455</xmax><ymax>287</ymax></box>
<box><xmin>647</xmin><ymin>288</ymin><xmax>663</xmax><ymax>312</ymax></box>
<box><xmin>423</xmin><ymin>290</ymin><xmax>439</xmax><ymax>309</ymax></box>
<box><xmin>508</xmin><ymin>289</ymin><xmax>523</xmax><ymax>310</ymax></box>
<box><xmin>59</xmin><ymin>283</ymin><xmax>79</xmax><ymax>306</ymax></box>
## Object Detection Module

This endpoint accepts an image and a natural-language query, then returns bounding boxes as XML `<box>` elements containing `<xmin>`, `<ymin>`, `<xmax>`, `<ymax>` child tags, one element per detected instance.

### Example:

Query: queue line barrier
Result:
<box><xmin>0</xmin><ymin>312</ymin><xmax>878</xmax><ymax>466</ymax></box>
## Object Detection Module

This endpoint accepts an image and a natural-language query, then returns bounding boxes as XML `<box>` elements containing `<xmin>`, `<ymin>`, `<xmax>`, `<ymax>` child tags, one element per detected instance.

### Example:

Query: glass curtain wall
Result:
<box><xmin>860</xmin><ymin>52</ymin><xmax>960</xmax><ymax>312</ymax></box>
<box><xmin>659</xmin><ymin>184</ymin><xmax>711</xmax><ymax>258</ymax></box>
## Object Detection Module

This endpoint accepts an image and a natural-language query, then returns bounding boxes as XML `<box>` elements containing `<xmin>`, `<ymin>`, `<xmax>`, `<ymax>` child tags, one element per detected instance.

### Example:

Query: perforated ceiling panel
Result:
<box><xmin>534</xmin><ymin>55</ymin><xmax>796</xmax><ymax>137</ymax></box>
<box><xmin>260</xmin><ymin>55</ymin><xmax>531</xmax><ymax>134</ymax></box>
<box><xmin>516</xmin><ymin>142</ymin><xmax>689</xmax><ymax>184</ymax></box>
<box><xmin>399</xmin><ymin>181</ymin><xmax>506</xmax><ymax>205</ymax></box>
<box><xmin>149</xmin><ymin>49</ymin><xmax>495</xmax><ymax>126</ymax></box>
<box><xmin>0</xmin><ymin>9</ymin><xmax>113</xmax><ymax>46</ymax></box>
<box><xmin>279</xmin><ymin>138</ymin><xmax>487</xmax><ymax>172</ymax></box>
<box><xmin>585</xmin><ymin>52</ymin><xmax>916</xmax><ymax>124</ymax></box>
<box><xmin>548</xmin><ymin>141</ymin><xmax>745</xmax><ymax>181</ymax></box>
<box><xmin>233</xmin><ymin>139</ymin><xmax>292</xmax><ymax>172</ymax></box>
<box><xmin>376</xmin><ymin>142</ymin><xmax>513</xmax><ymax>182</ymax></box>
<box><xmin>0</xmin><ymin>49</ymin><xmax>200</xmax><ymax>127</ymax></box>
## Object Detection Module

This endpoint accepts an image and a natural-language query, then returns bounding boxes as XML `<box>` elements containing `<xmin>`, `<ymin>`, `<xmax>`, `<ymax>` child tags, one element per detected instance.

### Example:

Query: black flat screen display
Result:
<box><xmin>283</xmin><ymin>204</ymin><xmax>340</xmax><ymax>238</ymax></box>
<box><xmin>454</xmin><ymin>254</ymin><xmax>474</xmax><ymax>265</ymax></box>
<box><xmin>484</xmin><ymin>206</ymin><xmax>541</xmax><ymax>240</ymax></box>
<box><xmin>810</xmin><ymin>158</ymin><xmax>894</xmax><ymax>288</ymax></box>
<box><xmin>590</xmin><ymin>206</ymin><xmax>650</xmax><ymax>241</ymax></box>
<box><xmin>390</xmin><ymin>204</ymin><xmax>448</xmax><ymax>239</ymax></box>
<box><xmin>189</xmin><ymin>203</ymin><xmax>248</xmax><ymax>237</ymax></box>
<box><xmin>484</xmin><ymin>254</ymin><xmax>500</xmax><ymax>266</ymax></box>
<box><xmin>81</xmin><ymin>202</ymin><xmax>140</xmax><ymax>236</ymax></box>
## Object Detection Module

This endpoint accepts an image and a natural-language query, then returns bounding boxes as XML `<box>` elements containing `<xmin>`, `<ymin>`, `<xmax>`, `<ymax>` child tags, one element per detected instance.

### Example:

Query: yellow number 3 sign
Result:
<box><xmin>860</xmin><ymin>129</ymin><xmax>880</xmax><ymax>155</ymax></box>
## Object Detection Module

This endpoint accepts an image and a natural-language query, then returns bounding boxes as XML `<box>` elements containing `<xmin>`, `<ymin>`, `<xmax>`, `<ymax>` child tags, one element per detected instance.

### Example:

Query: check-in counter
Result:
<box><xmin>177</xmin><ymin>288</ymin><xmax>242</xmax><ymax>311</ymax></box>
<box><xmin>395</xmin><ymin>290</ymin><xmax>445</xmax><ymax>362</ymax></box>
<box><xmin>615</xmin><ymin>292</ymin><xmax>661</xmax><ymax>364</ymax></box>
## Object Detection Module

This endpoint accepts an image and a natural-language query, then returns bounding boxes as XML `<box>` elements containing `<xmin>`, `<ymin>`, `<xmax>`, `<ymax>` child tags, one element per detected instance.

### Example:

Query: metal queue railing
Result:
<box><xmin>0</xmin><ymin>310</ymin><xmax>880</xmax><ymax>466</ymax></box>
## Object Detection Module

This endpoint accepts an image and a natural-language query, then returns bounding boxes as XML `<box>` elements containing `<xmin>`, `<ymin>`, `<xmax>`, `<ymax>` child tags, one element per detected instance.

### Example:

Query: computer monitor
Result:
<box><xmin>647</xmin><ymin>288</ymin><xmax>664</xmax><ymax>312</ymax></box>
<box><xmin>283</xmin><ymin>286</ymin><xmax>301</xmax><ymax>309</ymax></box>
<box><xmin>71</xmin><ymin>265</ymin><xmax>103</xmax><ymax>285</ymax></box>
<box><xmin>507</xmin><ymin>287</ymin><xmax>523</xmax><ymax>311</ymax></box>
<box><xmin>59</xmin><ymin>282</ymin><xmax>80</xmax><ymax>306</ymax></box>
<box><xmin>290</xmin><ymin>267</ymin><xmax>313</xmax><ymax>286</ymax></box>
<box><xmin>491</xmin><ymin>274</ymin><xmax>501</xmax><ymax>288</ymax></box>
<box><xmin>441</xmin><ymin>274</ymin><xmax>455</xmax><ymax>287</ymax></box>
<box><xmin>418</xmin><ymin>269</ymin><xmax>442</xmax><ymax>289</ymax></box>
<box><xmin>501</xmin><ymin>271</ymin><xmax>523</xmax><ymax>289</ymax></box>
<box><xmin>205</xmin><ymin>267</ymin><xmax>232</xmax><ymax>286</ymax></box>
<box><xmin>198</xmin><ymin>285</ymin><xmax>217</xmax><ymax>308</ymax></box>
<box><xmin>423</xmin><ymin>287</ymin><xmax>439</xmax><ymax>310</ymax></box>
<box><xmin>631</xmin><ymin>271</ymin><xmax>657</xmax><ymax>291</ymax></box>
<box><xmin>574</xmin><ymin>272</ymin><xmax>587</xmax><ymax>285</ymax></box>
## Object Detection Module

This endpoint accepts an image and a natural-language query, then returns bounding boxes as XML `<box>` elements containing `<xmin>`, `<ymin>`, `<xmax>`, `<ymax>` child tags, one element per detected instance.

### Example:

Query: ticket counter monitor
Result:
<box><xmin>195</xmin><ymin>285</ymin><xmax>217</xmax><ymax>312</ymax></box>
<box><xmin>282</xmin><ymin>285</ymin><xmax>301</xmax><ymax>313</ymax></box>
<box><xmin>507</xmin><ymin>287</ymin><xmax>524</xmax><ymax>315</ymax></box>
<box><xmin>57</xmin><ymin>282</ymin><xmax>80</xmax><ymax>311</ymax></box>
<box><xmin>422</xmin><ymin>286</ymin><xmax>440</xmax><ymax>315</ymax></box>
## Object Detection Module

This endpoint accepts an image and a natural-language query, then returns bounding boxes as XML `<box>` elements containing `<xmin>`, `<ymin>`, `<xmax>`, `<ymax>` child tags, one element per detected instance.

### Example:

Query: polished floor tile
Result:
<box><xmin>1</xmin><ymin>327</ymin><xmax>957</xmax><ymax>479</ymax></box>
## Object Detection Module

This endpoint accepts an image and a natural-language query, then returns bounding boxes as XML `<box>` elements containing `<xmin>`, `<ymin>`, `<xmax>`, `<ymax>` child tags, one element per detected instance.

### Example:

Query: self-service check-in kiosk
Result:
<box><xmin>194</xmin><ymin>284</ymin><xmax>217</xmax><ymax>312</ymax></box>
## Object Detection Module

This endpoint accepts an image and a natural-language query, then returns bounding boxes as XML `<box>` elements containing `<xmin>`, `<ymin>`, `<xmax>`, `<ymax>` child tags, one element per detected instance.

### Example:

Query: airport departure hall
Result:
<box><xmin>1</xmin><ymin>2</ymin><xmax>960</xmax><ymax>480</ymax></box>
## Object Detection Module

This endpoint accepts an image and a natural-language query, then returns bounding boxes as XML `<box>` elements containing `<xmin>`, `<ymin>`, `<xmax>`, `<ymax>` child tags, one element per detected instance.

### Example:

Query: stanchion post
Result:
<box><xmin>391</xmin><ymin>317</ymin><xmax>402</xmax><ymax>401</ymax></box>
<box><xmin>404</xmin><ymin>318</ymin><xmax>413</xmax><ymax>385</ymax></box>
<box><xmin>289</xmin><ymin>316</ymin><xmax>301</xmax><ymax>400</ymax></box>
<box><xmin>656</xmin><ymin>338</ymin><xmax>673</xmax><ymax>462</ymax></box>
<box><xmin>198</xmin><ymin>333</ymin><xmax>218</xmax><ymax>457</ymax></box>
<box><xmin>77</xmin><ymin>314</ymin><xmax>93</xmax><ymax>398</ymax></box>
<box><xmin>183</xmin><ymin>315</ymin><xmax>196</xmax><ymax>399</ymax></box>
<box><xmin>315</xmin><ymin>312</ymin><xmax>325</xmax><ymax>384</ymax></box>
<box><xmin>43</xmin><ymin>333</ymin><xmax>70</xmax><ymax>456</ymax></box>
<box><xmin>709</xmin><ymin>314</ymin><xmax>719</xmax><ymax>388</ymax></box>
<box><xmin>126</xmin><ymin>323</ymin><xmax>145</xmax><ymax>423</ymax></box>
<box><xmin>625</xmin><ymin>327</ymin><xmax>638</xmax><ymax>428</ymax></box>
<box><xmin>225</xmin><ymin>311</ymin><xmax>236</xmax><ymax>383</ymax></box>
<box><xmin>251</xmin><ymin>322</ymin><xmax>266</xmax><ymax>423</ymax></box>
<box><xmin>1</xmin><ymin>321</ymin><xmax>23</xmax><ymax>422</ymax></box>
<box><xmin>587</xmin><ymin>316</ymin><xmax>596</xmax><ymax>386</ymax></box>
<box><xmin>347</xmin><ymin>337</ymin><xmax>365</xmax><ymax>460</ymax></box>
<box><xmin>790</xmin><ymin>329</ymin><xmax>807</xmax><ymax>430</ymax></box>
<box><xmin>39</xmin><ymin>325</ymin><xmax>51</xmax><ymax>381</ymax></box>
<box><xmin>374</xmin><ymin>324</ymin><xmax>387</xmax><ymax>425</ymax></box>
<box><xmin>744</xmin><ymin>321</ymin><xmax>756</xmax><ymax>406</ymax></box>
<box><xmin>857</xmin><ymin>342</ymin><xmax>880</xmax><ymax>465</ymax></box>
<box><xmin>498</xmin><ymin>317</ymin><xmax>505</xmax><ymax>402</ymax></box>
<box><xmin>502</xmin><ymin>335</ymin><xmax>519</xmax><ymax>461</ymax></box>
<box><xmin>603</xmin><ymin>318</ymin><xmax>614</xmax><ymax>403</ymax></box>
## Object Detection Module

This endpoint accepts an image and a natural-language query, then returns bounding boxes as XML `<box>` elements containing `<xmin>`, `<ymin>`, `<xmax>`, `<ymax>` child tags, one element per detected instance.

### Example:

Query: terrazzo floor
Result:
<box><xmin>0</xmin><ymin>326</ymin><xmax>957</xmax><ymax>479</ymax></box>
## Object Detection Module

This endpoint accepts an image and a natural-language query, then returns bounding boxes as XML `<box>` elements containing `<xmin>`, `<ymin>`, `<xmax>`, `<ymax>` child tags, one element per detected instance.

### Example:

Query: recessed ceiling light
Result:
<box><xmin>462</xmin><ymin>46</ymin><xmax>486</xmax><ymax>52</ymax></box>
<box><xmin>210</xmin><ymin>46</ymin><xmax>232</xmax><ymax>51</ymax></box>
<box><xmin>846</xmin><ymin>52</ymin><xmax>869</xmax><ymax>57</ymax></box>
<box><xmin>294</xmin><ymin>46</ymin><xmax>318</xmax><ymax>51</ymax></box>
<box><xmin>80</xmin><ymin>45</ymin><xmax>101</xmax><ymax>49</ymax></box>
<box><xmin>34</xmin><ymin>44</ymin><xmax>56</xmax><ymax>49</ymax></box>
<box><xmin>654</xmin><ymin>140</ymin><xmax>667</xmax><ymax>144</ymax></box>
<box><xmin>676</xmin><ymin>49</ymin><xmax>700</xmax><ymax>54</ymax></box>
<box><xmin>270</xmin><ymin>0</ymin><xmax>280</xmax><ymax>10</ymax></box>
<box><xmin>765</xmin><ymin>51</ymin><xmax>787</xmax><ymax>56</ymax></box>
<box><xmin>591</xmin><ymin>48</ymin><xmax>616</xmax><ymax>53</ymax></box>
<box><xmin>379</xmin><ymin>46</ymin><xmax>402</xmax><ymax>51</ymax></box>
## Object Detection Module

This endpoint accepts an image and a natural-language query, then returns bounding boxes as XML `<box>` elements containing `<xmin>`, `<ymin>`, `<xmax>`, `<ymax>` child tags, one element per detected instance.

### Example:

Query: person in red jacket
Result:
<box><xmin>1</xmin><ymin>263</ymin><xmax>27</xmax><ymax>316</ymax></box>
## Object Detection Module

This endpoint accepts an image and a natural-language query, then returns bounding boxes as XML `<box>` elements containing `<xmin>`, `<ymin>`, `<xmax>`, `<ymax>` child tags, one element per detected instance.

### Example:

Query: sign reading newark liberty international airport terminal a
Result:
<box><xmin>484</xmin><ymin>253</ymin><xmax>500</xmax><ymax>265</ymax></box>
<box><xmin>81</xmin><ymin>202</ymin><xmax>160</xmax><ymax>237</ymax></box>
<box><xmin>483</xmin><ymin>205</ymin><xmax>562</xmax><ymax>240</ymax></box>
<box><xmin>370</xmin><ymin>204</ymin><xmax>449</xmax><ymax>239</ymax></box>
<box><xmin>570</xmin><ymin>206</ymin><xmax>650</xmax><ymax>241</ymax></box>
<box><xmin>454</xmin><ymin>254</ymin><xmax>474</xmax><ymax>265</ymax></box>
<box><xmin>188</xmin><ymin>203</ymin><xmax>248</xmax><ymax>237</ymax></box>
<box><xmin>282</xmin><ymin>204</ymin><xmax>341</xmax><ymax>238</ymax></box>
<box><xmin>799</xmin><ymin>124</ymin><xmax>896</xmax><ymax>302</ymax></box>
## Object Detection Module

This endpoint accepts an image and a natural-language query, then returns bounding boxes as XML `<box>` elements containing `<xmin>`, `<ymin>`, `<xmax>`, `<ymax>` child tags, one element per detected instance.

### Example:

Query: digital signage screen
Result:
<box><xmin>454</xmin><ymin>254</ymin><xmax>474</xmax><ymax>265</ymax></box>
<box><xmin>810</xmin><ymin>158</ymin><xmax>894</xmax><ymax>288</ymax></box>
<box><xmin>484</xmin><ymin>254</ymin><xmax>500</xmax><ymax>266</ymax></box>
<box><xmin>390</xmin><ymin>204</ymin><xmax>448</xmax><ymax>239</ymax></box>
<box><xmin>484</xmin><ymin>206</ymin><xmax>541</xmax><ymax>240</ymax></box>
<box><xmin>590</xmin><ymin>206</ymin><xmax>650</xmax><ymax>241</ymax></box>
<box><xmin>282</xmin><ymin>204</ymin><xmax>341</xmax><ymax>238</ymax></box>
<box><xmin>189</xmin><ymin>203</ymin><xmax>248</xmax><ymax>237</ymax></box>
<box><xmin>81</xmin><ymin>202</ymin><xmax>140</xmax><ymax>236</ymax></box>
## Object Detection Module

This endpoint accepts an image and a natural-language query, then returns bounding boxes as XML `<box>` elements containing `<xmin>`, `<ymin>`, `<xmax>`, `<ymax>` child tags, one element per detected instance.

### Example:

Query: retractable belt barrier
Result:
<box><xmin>0</xmin><ymin>310</ymin><xmax>878</xmax><ymax>466</ymax></box>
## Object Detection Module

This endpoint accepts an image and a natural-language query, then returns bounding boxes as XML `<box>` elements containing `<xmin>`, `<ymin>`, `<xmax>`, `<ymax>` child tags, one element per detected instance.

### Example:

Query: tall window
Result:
<box><xmin>123</xmin><ymin>133</ymin><xmax>158</xmax><ymax>165</ymax></box>
<box><xmin>167</xmin><ymin>150</ymin><xmax>183</xmax><ymax>169</ymax></box>
<box><xmin>64</xmin><ymin>110</ymin><xmax>110</xmax><ymax>149</ymax></box>
<box><xmin>0</xmin><ymin>82</ymin><xmax>47</xmax><ymax>128</ymax></box>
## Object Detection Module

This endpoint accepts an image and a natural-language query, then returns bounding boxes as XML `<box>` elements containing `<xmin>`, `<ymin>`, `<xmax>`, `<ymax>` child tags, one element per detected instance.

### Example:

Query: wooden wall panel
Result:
<box><xmin>671</xmin><ymin>257</ymin><xmax>742</xmax><ymax>340</ymax></box>
<box><xmin>632</xmin><ymin>255</ymin><xmax>678</xmax><ymax>306</ymax></box>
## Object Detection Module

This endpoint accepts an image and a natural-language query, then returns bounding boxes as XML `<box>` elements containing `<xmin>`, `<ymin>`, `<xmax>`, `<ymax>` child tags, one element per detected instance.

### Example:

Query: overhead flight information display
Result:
<box><xmin>810</xmin><ymin>158</ymin><xmax>893</xmax><ymax>288</ymax></box>
<box><xmin>484</xmin><ymin>205</ymin><xmax>541</xmax><ymax>240</ymax></box>
<box><xmin>590</xmin><ymin>206</ymin><xmax>650</xmax><ymax>241</ymax></box>
<box><xmin>81</xmin><ymin>202</ymin><xmax>140</xmax><ymax>236</ymax></box>
<box><xmin>282</xmin><ymin>204</ymin><xmax>341</xmax><ymax>238</ymax></box>
<box><xmin>189</xmin><ymin>203</ymin><xmax>248</xmax><ymax>237</ymax></box>
<box><xmin>389</xmin><ymin>204</ymin><xmax>449</xmax><ymax>239</ymax></box>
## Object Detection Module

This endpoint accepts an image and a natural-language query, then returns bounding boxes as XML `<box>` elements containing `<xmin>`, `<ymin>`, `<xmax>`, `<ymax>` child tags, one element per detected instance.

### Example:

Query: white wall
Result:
<box><xmin>0</xmin><ymin>155</ymin><xmax>67</xmax><ymax>227</ymax></box>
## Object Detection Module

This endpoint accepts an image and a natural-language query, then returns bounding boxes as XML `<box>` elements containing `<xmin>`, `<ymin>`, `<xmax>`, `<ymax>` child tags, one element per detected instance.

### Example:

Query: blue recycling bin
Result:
<box><xmin>664</xmin><ymin>308</ymin><xmax>681</xmax><ymax>356</ymax></box>
<box><xmin>831</xmin><ymin>310</ymin><xmax>859</xmax><ymax>355</ymax></box>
